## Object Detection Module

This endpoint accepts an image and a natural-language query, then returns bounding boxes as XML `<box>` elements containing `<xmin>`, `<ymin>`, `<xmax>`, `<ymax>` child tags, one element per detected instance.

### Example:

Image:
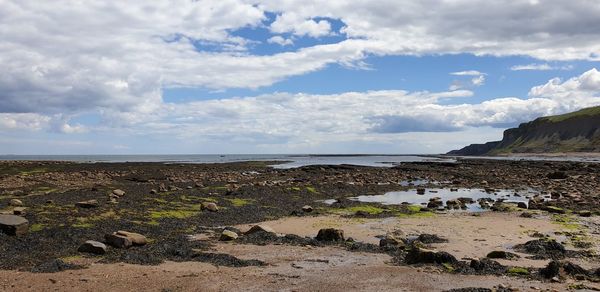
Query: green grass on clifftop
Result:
<box><xmin>541</xmin><ymin>106</ymin><xmax>600</xmax><ymax>123</ymax></box>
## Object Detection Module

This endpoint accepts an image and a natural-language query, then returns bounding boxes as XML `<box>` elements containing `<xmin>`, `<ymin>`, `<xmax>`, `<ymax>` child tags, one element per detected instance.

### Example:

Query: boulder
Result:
<box><xmin>379</xmin><ymin>235</ymin><xmax>405</xmax><ymax>249</ymax></box>
<box><xmin>316</xmin><ymin>228</ymin><xmax>345</xmax><ymax>242</ymax></box>
<box><xmin>540</xmin><ymin>260</ymin><xmax>589</xmax><ymax>279</ymax></box>
<box><xmin>405</xmin><ymin>247</ymin><xmax>457</xmax><ymax>264</ymax></box>
<box><xmin>245</xmin><ymin>224</ymin><xmax>275</xmax><ymax>235</ymax></box>
<box><xmin>301</xmin><ymin>205</ymin><xmax>313</xmax><ymax>213</ymax></box>
<box><xmin>220</xmin><ymin>230</ymin><xmax>239</xmax><ymax>241</ymax></box>
<box><xmin>115</xmin><ymin>230</ymin><xmax>147</xmax><ymax>246</ymax></box>
<box><xmin>486</xmin><ymin>250</ymin><xmax>520</xmax><ymax>260</ymax></box>
<box><xmin>416</xmin><ymin>188</ymin><xmax>426</xmax><ymax>195</ymax></box>
<box><xmin>576</xmin><ymin>210</ymin><xmax>592</xmax><ymax>217</ymax></box>
<box><xmin>75</xmin><ymin>199</ymin><xmax>99</xmax><ymax>208</ymax></box>
<box><xmin>78</xmin><ymin>240</ymin><xmax>107</xmax><ymax>255</ymax></box>
<box><xmin>9</xmin><ymin>199</ymin><xmax>23</xmax><ymax>207</ymax></box>
<box><xmin>202</xmin><ymin>202</ymin><xmax>219</xmax><ymax>212</ymax></box>
<box><xmin>0</xmin><ymin>215</ymin><xmax>29</xmax><ymax>236</ymax></box>
<box><xmin>104</xmin><ymin>233</ymin><xmax>133</xmax><ymax>248</ymax></box>
<box><xmin>417</xmin><ymin>233</ymin><xmax>448</xmax><ymax>244</ymax></box>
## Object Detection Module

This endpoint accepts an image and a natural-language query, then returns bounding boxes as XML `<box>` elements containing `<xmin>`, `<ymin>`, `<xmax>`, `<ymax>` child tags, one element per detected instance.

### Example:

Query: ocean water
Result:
<box><xmin>0</xmin><ymin>154</ymin><xmax>453</xmax><ymax>168</ymax></box>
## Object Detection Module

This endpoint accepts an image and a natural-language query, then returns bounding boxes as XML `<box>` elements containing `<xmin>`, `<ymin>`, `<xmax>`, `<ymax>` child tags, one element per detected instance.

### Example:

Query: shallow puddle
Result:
<box><xmin>324</xmin><ymin>188</ymin><xmax>540</xmax><ymax>212</ymax></box>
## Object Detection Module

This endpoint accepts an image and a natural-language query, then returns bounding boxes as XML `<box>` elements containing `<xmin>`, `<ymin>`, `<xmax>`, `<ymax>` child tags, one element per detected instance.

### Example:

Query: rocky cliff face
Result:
<box><xmin>448</xmin><ymin>106</ymin><xmax>600</xmax><ymax>155</ymax></box>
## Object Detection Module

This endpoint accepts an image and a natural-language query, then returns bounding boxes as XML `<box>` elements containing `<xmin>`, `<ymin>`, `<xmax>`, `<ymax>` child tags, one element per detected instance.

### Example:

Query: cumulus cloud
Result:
<box><xmin>267</xmin><ymin>36</ymin><xmax>294</xmax><ymax>46</ymax></box>
<box><xmin>269</xmin><ymin>13</ymin><xmax>332</xmax><ymax>37</ymax></box>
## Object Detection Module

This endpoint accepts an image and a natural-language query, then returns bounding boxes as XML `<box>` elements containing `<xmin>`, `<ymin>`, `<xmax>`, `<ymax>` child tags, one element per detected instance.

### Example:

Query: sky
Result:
<box><xmin>1</xmin><ymin>0</ymin><xmax>600</xmax><ymax>155</ymax></box>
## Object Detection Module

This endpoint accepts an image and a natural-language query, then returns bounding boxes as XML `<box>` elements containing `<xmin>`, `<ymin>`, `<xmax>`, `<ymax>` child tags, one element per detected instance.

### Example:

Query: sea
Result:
<box><xmin>0</xmin><ymin>154</ymin><xmax>597</xmax><ymax>169</ymax></box>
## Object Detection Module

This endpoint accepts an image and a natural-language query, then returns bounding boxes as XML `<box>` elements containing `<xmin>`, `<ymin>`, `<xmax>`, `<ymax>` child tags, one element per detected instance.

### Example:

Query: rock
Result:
<box><xmin>517</xmin><ymin>202</ymin><xmax>528</xmax><ymax>209</ymax></box>
<box><xmin>427</xmin><ymin>198</ymin><xmax>443</xmax><ymax>208</ymax></box>
<box><xmin>159</xmin><ymin>183</ymin><xmax>168</xmax><ymax>192</ymax></box>
<box><xmin>445</xmin><ymin>199</ymin><xmax>463</xmax><ymax>209</ymax></box>
<box><xmin>486</xmin><ymin>250</ymin><xmax>520</xmax><ymax>260</ymax></box>
<box><xmin>9</xmin><ymin>199</ymin><xmax>23</xmax><ymax>207</ymax></box>
<box><xmin>417</xmin><ymin>233</ymin><xmax>448</xmax><ymax>244</ymax></box>
<box><xmin>576</xmin><ymin>210</ymin><xmax>592</xmax><ymax>217</ymax></box>
<box><xmin>115</xmin><ymin>230</ymin><xmax>147</xmax><ymax>246</ymax></box>
<box><xmin>301</xmin><ymin>205</ymin><xmax>313</xmax><ymax>213</ymax></box>
<box><xmin>547</xmin><ymin>171</ymin><xmax>568</xmax><ymax>179</ymax></box>
<box><xmin>12</xmin><ymin>207</ymin><xmax>26</xmax><ymax>216</ymax></box>
<box><xmin>405</xmin><ymin>247</ymin><xmax>457</xmax><ymax>264</ymax></box>
<box><xmin>0</xmin><ymin>215</ymin><xmax>29</xmax><ymax>236</ymax></box>
<box><xmin>316</xmin><ymin>228</ymin><xmax>345</xmax><ymax>242</ymax></box>
<box><xmin>543</xmin><ymin>206</ymin><xmax>565</xmax><ymax>214</ymax></box>
<box><xmin>104</xmin><ymin>233</ymin><xmax>132</xmax><ymax>248</ymax></box>
<box><xmin>515</xmin><ymin>239</ymin><xmax>565</xmax><ymax>259</ymax></box>
<box><xmin>112</xmin><ymin>189</ymin><xmax>125</xmax><ymax>197</ymax></box>
<box><xmin>520</xmin><ymin>212</ymin><xmax>534</xmax><ymax>218</ymax></box>
<box><xmin>220</xmin><ymin>230</ymin><xmax>239</xmax><ymax>241</ymax></box>
<box><xmin>75</xmin><ymin>199</ymin><xmax>99</xmax><ymax>208</ymax></box>
<box><xmin>379</xmin><ymin>235</ymin><xmax>405</xmax><ymax>249</ymax></box>
<box><xmin>469</xmin><ymin>258</ymin><xmax>506</xmax><ymax>274</ymax></box>
<box><xmin>540</xmin><ymin>260</ymin><xmax>589</xmax><ymax>279</ymax></box>
<box><xmin>149</xmin><ymin>189</ymin><xmax>157</xmax><ymax>195</ymax></box>
<box><xmin>245</xmin><ymin>224</ymin><xmax>276</xmax><ymax>235</ymax></box>
<box><xmin>202</xmin><ymin>202</ymin><xmax>218</xmax><ymax>212</ymax></box>
<box><xmin>78</xmin><ymin>240</ymin><xmax>107</xmax><ymax>255</ymax></box>
<box><xmin>416</xmin><ymin>188</ymin><xmax>426</xmax><ymax>195</ymax></box>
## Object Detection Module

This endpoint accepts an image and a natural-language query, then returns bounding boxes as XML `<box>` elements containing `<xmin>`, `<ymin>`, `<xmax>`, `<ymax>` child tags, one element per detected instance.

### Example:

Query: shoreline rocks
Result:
<box><xmin>0</xmin><ymin>215</ymin><xmax>29</xmax><ymax>236</ymax></box>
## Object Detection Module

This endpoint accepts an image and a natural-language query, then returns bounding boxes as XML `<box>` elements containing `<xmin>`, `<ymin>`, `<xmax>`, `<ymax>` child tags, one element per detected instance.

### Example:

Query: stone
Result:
<box><xmin>379</xmin><ymin>235</ymin><xmax>405</xmax><ymax>248</ymax></box>
<box><xmin>416</xmin><ymin>188</ymin><xmax>426</xmax><ymax>195</ymax></box>
<box><xmin>115</xmin><ymin>230</ymin><xmax>147</xmax><ymax>246</ymax></box>
<box><xmin>245</xmin><ymin>224</ymin><xmax>275</xmax><ymax>235</ymax></box>
<box><xmin>75</xmin><ymin>199</ymin><xmax>99</xmax><ymax>208</ymax></box>
<box><xmin>576</xmin><ymin>210</ymin><xmax>592</xmax><ymax>217</ymax></box>
<box><xmin>543</xmin><ymin>206</ymin><xmax>565</xmax><ymax>214</ymax></box>
<box><xmin>150</xmin><ymin>189</ymin><xmax>158</xmax><ymax>195</ymax></box>
<box><xmin>9</xmin><ymin>199</ymin><xmax>23</xmax><ymax>207</ymax></box>
<box><xmin>486</xmin><ymin>250</ymin><xmax>520</xmax><ymax>260</ymax></box>
<box><xmin>417</xmin><ymin>233</ymin><xmax>448</xmax><ymax>244</ymax></box>
<box><xmin>405</xmin><ymin>247</ymin><xmax>457</xmax><ymax>264</ymax></box>
<box><xmin>0</xmin><ymin>214</ymin><xmax>29</xmax><ymax>236</ymax></box>
<box><xmin>517</xmin><ymin>202</ymin><xmax>528</xmax><ymax>209</ymax></box>
<box><xmin>220</xmin><ymin>230</ymin><xmax>239</xmax><ymax>241</ymax></box>
<box><xmin>78</xmin><ymin>240</ymin><xmax>107</xmax><ymax>255</ymax></box>
<box><xmin>316</xmin><ymin>228</ymin><xmax>345</xmax><ymax>242</ymax></box>
<box><xmin>202</xmin><ymin>202</ymin><xmax>219</xmax><ymax>212</ymax></box>
<box><xmin>104</xmin><ymin>233</ymin><xmax>132</xmax><ymax>248</ymax></box>
<box><xmin>112</xmin><ymin>189</ymin><xmax>125</xmax><ymax>197</ymax></box>
<box><xmin>301</xmin><ymin>205</ymin><xmax>313</xmax><ymax>213</ymax></box>
<box><xmin>12</xmin><ymin>207</ymin><xmax>26</xmax><ymax>216</ymax></box>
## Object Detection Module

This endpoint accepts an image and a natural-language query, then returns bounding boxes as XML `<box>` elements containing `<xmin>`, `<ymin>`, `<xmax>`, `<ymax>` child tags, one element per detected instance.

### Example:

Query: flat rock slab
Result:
<box><xmin>78</xmin><ymin>240</ymin><xmax>107</xmax><ymax>255</ymax></box>
<box><xmin>0</xmin><ymin>215</ymin><xmax>29</xmax><ymax>236</ymax></box>
<box><xmin>76</xmin><ymin>200</ymin><xmax>99</xmax><ymax>208</ymax></box>
<box><xmin>115</xmin><ymin>230</ymin><xmax>147</xmax><ymax>246</ymax></box>
<box><xmin>105</xmin><ymin>234</ymin><xmax>132</xmax><ymax>248</ymax></box>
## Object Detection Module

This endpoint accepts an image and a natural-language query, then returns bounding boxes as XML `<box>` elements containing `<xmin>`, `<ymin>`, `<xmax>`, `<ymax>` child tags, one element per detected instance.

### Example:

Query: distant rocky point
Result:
<box><xmin>448</xmin><ymin>106</ymin><xmax>600</xmax><ymax>156</ymax></box>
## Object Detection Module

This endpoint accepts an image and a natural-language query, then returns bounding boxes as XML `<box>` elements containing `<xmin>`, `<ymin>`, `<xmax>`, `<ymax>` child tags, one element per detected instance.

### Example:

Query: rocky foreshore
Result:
<box><xmin>0</xmin><ymin>159</ymin><xmax>599</xmax><ymax>291</ymax></box>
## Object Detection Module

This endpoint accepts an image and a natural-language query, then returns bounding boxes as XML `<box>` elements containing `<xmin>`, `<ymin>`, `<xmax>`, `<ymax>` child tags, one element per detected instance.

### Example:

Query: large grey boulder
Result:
<box><xmin>0</xmin><ymin>215</ymin><xmax>29</xmax><ymax>236</ymax></box>
<box><xmin>78</xmin><ymin>240</ymin><xmax>107</xmax><ymax>255</ymax></box>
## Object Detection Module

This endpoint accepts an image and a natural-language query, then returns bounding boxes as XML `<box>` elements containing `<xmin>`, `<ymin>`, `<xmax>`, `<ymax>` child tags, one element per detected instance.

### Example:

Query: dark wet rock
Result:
<box><xmin>31</xmin><ymin>259</ymin><xmax>83</xmax><ymax>273</ymax></box>
<box><xmin>192</xmin><ymin>252</ymin><xmax>266</xmax><ymax>267</ymax></box>
<box><xmin>517</xmin><ymin>202</ymin><xmax>528</xmax><ymax>209</ymax></box>
<box><xmin>0</xmin><ymin>214</ymin><xmax>29</xmax><ymax>236</ymax></box>
<box><xmin>301</xmin><ymin>205</ymin><xmax>313</xmax><ymax>213</ymax></box>
<box><xmin>112</xmin><ymin>189</ymin><xmax>125</xmax><ymax>197</ymax></box>
<box><xmin>105</xmin><ymin>233</ymin><xmax>133</xmax><ymax>248</ymax></box>
<box><xmin>514</xmin><ymin>239</ymin><xmax>566</xmax><ymax>259</ymax></box>
<box><xmin>457</xmin><ymin>197</ymin><xmax>474</xmax><ymax>204</ymax></box>
<box><xmin>149</xmin><ymin>189</ymin><xmax>158</xmax><ymax>195</ymax></box>
<box><xmin>78</xmin><ymin>240</ymin><xmax>107</xmax><ymax>255</ymax></box>
<box><xmin>416</xmin><ymin>188</ymin><xmax>426</xmax><ymax>195</ymax></box>
<box><xmin>405</xmin><ymin>247</ymin><xmax>457</xmax><ymax>264</ymax></box>
<box><xmin>427</xmin><ymin>198</ymin><xmax>443</xmax><ymax>209</ymax></box>
<box><xmin>9</xmin><ymin>199</ymin><xmax>23</xmax><ymax>206</ymax></box>
<box><xmin>245</xmin><ymin>224</ymin><xmax>275</xmax><ymax>235</ymax></box>
<box><xmin>446</xmin><ymin>199</ymin><xmax>463</xmax><ymax>209</ymax></box>
<box><xmin>220</xmin><ymin>230</ymin><xmax>238</xmax><ymax>241</ymax></box>
<box><xmin>486</xmin><ymin>250</ymin><xmax>520</xmax><ymax>260</ymax></box>
<box><xmin>417</xmin><ymin>233</ymin><xmax>448</xmax><ymax>244</ymax></box>
<box><xmin>547</xmin><ymin>171</ymin><xmax>568</xmax><ymax>179</ymax></box>
<box><xmin>467</xmin><ymin>258</ymin><xmax>507</xmax><ymax>275</ymax></box>
<box><xmin>75</xmin><ymin>199</ymin><xmax>99</xmax><ymax>208</ymax></box>
<box><xmin>540</xmin><ymin>260</ymin><xmax>590</xmax><ymax>279</ymax></box>
<box><xmin>115</xmin><ymin>230</ymin><xmax>147</xmax><ymax>246</ymax></box>
<box><xmin>201</xmin><ymin>202</ymin><xmax>218</xmax><ymax>212</ymax></box>
<box><xmin>316</xmin><ymin>228</ymin><xmax>345</xmax><ymax>242</ymax></box>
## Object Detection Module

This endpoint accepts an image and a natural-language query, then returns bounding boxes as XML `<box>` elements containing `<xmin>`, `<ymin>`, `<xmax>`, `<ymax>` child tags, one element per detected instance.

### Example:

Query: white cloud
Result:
<box><xmin>267</xmin><ymin>36</ymin><xmax>294</xmax><ymax>46</ymax></box>
<box><xmin>471</xmin><ymin>75</ymin><xmax>486</xmax><ymax>86</ymax></box>
<box><xmin>450</xmin><ymin>70</ymin><xmax>486</xmax><ymax>76</ymax></box>
<box><xmin>511</xmin><ymin>63</ymin><xmax>574</xmax><ymax>71</ymax></box>
<box><xmin>269</xmin><ymin>13</ymin><xmax>332</xmax><ymax>37</ymax></box>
